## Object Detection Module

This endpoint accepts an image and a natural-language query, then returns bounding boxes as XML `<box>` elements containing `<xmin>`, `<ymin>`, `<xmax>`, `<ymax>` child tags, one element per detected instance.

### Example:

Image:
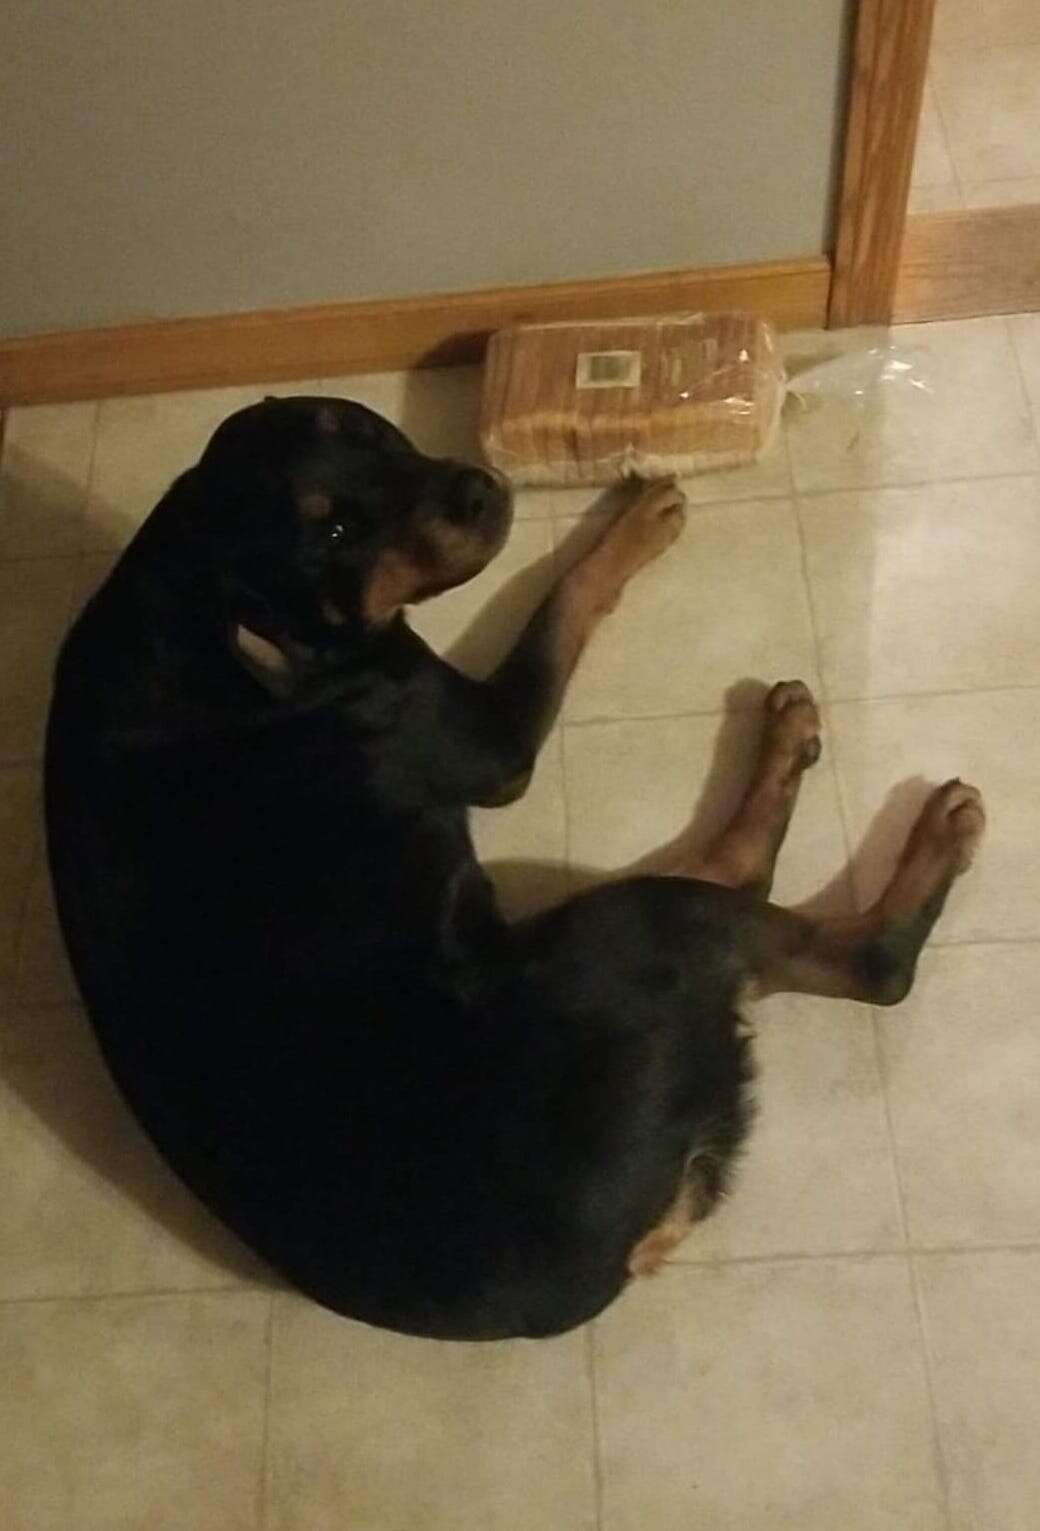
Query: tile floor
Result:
<box><xmin>2</xmin><ymin>312</ymin><xmax>1040</xmax><ymax>1528</ymax></box>
<box><xmin>910</xmin><ymin>0</ymin><xmax>1040</xmax><ymax>214</ymax></box>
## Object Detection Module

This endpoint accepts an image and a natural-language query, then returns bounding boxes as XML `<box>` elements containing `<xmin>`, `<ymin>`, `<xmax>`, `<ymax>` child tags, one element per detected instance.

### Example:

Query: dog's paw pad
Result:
<box><xmin>923</xmin><ymin>779</ymin><xmax>986</xmax><ymax>873</ymax></box>
<box><xmin>765</xmin><ymin>680</ymin><xmax>821</xmax><ymax>769</ymax></box>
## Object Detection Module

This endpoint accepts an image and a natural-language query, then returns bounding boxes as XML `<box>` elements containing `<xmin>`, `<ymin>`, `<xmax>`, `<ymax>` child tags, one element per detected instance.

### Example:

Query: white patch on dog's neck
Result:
<box><xmin>233</xmin><ymin>623</ymin><xmax>294</xmax><ymax>697</ymax></box>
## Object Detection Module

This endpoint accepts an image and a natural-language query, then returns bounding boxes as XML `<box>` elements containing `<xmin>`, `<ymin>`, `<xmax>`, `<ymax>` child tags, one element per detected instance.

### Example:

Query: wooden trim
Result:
<box><xmin>829</xmin><ymin>0</ymin><xmax>937</xmax><ymax>327</ymax></box>
<box><xmin>893</xmin><ymin>205</ymin><xmax>1040</xmax><ymax>323</ymax></box>
<box><xmin>0</xmin><ymin>257</ymin><xmax>830</xmax><ymax>406</ymax></box>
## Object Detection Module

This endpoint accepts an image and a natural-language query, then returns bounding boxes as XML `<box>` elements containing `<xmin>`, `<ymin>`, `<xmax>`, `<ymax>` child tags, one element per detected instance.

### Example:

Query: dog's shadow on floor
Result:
<box><xmin>483</xmin><ymin>679</ymin><xmax>937</xmax><ymax>927</ymax></box>
<box><xmin>3</xmin><ymin>998</ymin><xmax>276</xmax><ymax>1285</ymax></box>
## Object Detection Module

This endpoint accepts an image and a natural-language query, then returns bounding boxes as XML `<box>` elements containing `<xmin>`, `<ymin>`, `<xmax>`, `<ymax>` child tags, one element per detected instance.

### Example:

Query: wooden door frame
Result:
<box><xmin>829</xmin><ymin>0</ymin><xmax>937</xmax><ymax>326</ymax></box>
<box><xmin>831</xmin><ymin>0</ymin><xmax>1040</xmax><ymax>327</ymax></box>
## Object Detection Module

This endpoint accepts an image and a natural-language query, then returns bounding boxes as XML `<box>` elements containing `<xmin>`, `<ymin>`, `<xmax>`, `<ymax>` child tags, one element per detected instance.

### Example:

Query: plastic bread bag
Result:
<box><xmin>784</xmin><ymin>341</ymin><xmax>932</xmax><ymax>408</ymax></box>
<box><xmin>480</xmin><ymin>313</ymin><xmax>932</xmax><ymax>488</ymax></box>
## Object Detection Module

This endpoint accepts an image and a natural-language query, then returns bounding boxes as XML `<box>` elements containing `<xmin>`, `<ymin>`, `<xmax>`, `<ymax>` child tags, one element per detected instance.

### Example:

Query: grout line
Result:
<box><xmin>0</xmin><ymin>1281</ymin><xmax>260</xmax><ymax>1309</ymax></box>
<box><xmin>667</xmin><ymin>1237</ymin><xmax>1040</xmax><ymax>1273</ymax></box>
<box><xmin>563</xmin><ymin>679</ymin><xmax>1040</xmax><ymax>734</ymax></box>
<box><xmin>8</xmin><ymin>811</ymin><xmax>49</xmax><ymax>1022</ymax></box>
<box><xmin>1005</xmin><ymin>313</ymin><xmax>1040</xmax><ymax>458</ymax></box>
<box><xmin>257</xmin><ymin>1295</ymin><xmax>276</xmax><ymax>1531</ymax></box>
<box><xmin>667</xmin><ymin>1248</ymin><xmax>917</xmax><ymax>1271</ymax></box>
<box><xmin>909</xmin><ymin>1237</ymin><xmax>1040</xmax><ymax>1259</ymax></box>
<box><xmin>566</xmin><ymin>682</ymin><xmax>1040</xmax><ymax>734</ymax></box>
<box><xmin>791</xmin><ymin>467</ymin><xmax>1039</xmax><ymax>499</ymax></box>
<box><xmin>1</xmin><ymin>1245</ymin><xmax>1035</xmax><ymax>1315</ymax></box>
<box><xmin>791</xmin><ymin>487</ymin><xmax>859</xmax><ymax>914</ymax></box>
<box><xmin>824</xmin><ymin>679</ymin><xmax>1040</xmax><ymax>708</ymax></box>
<box><xmin>927</xmin><ymin>933</ymin><xmax>1040</xmax><ymax>951</ymax></box>
<box><xmin>869</xmin><ymin>1007</ymin><xmax>911</xmax><ymax>1243</ymax></box>
<box><xmin>907</xmin><ymin>1253</ymin><xmax>956</xmax><ymax>1530</ymax></box>
<box><xmin>926</xmin><ymin>67</ymin><xmax>966</xmax><ymax>208</ymax></box>
<box><xmin>0</xmin><ymin>550</ymin><xmax>85</xmax><ymax>569</ymax></box>
<box><xmin>584</xmin><ymin>1323</ymin><xmax>605</xmax><ymax>1531</ymax></box>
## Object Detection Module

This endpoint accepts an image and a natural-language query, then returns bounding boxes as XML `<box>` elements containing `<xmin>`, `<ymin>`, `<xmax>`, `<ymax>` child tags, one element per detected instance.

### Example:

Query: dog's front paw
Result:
<box><xmin>598</xmin><ymin>479</ymin><xmax>687</xmax><ymax>584</ymax></box>
<box><xmin>623</xmin><ymin>479</ymin><xmax>687</xmax><ymax>554</ymax></box>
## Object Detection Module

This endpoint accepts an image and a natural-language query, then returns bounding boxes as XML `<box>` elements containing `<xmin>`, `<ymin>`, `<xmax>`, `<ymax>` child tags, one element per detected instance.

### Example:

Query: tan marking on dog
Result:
<box><xmin>232</xmin><ymin>624</ymin><xmax>294</xmax><ymax>697</ymax></box>
<box><xmin>553</xmin><ymin>480</ymin><xmax>687</xmax><ymax>671</ymax></box>
<box><xmin>363</xmin><ymin>520</ymin><xmax>501</xmax><ymax>626</ymax></box>
<box><xmin>628</xmin><ymin>1179</ymin><xmax>699</xmax><ymax>1278</ymax></box>
<box><xmin>362</xmin><ymin>548</ymin><xmax>427</xmax><ymax>624</ymax></box>
<box><xmin>297</xmin><ymin>490</ymin><xmax>333</xmax><ymax>522</ymax></box>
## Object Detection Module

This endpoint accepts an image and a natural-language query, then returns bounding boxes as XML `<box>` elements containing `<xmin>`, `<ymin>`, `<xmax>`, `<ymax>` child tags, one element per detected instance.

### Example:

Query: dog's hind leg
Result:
<box><xmin>745</xmin><ymin>779</ymin><xmax>985</xmax><ymax>1004</ymax></box>
<box><xmin>633</xmin><ymin>681</ymin><xmax>822</xmax><ymax>897</ymax></box>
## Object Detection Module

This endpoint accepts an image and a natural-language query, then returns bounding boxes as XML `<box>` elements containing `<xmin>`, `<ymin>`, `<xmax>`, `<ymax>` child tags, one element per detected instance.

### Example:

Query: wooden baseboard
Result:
<box><xmin>0</xmin><ymin>257</ymin><xmax>830</xmax><ymax>406</ymax></box>
<box><xmin>894</xmin><ymin>205</ymin><xmax>1040</xmax><ymax>323</ymax></box>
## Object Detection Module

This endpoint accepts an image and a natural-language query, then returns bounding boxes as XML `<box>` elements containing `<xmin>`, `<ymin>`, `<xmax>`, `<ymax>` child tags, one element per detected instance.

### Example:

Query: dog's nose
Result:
<box><xmin>450</xmin><ymin>467</ymin><xmax>510</xmax><ymax>524</ymax></box>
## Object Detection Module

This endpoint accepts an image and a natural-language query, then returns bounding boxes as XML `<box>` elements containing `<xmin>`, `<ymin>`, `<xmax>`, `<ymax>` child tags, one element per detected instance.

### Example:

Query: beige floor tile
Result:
<box><xmin>564</xmin><ymin>706</ymin><xmax>849</xmax><ymax>912</ymax></box>
<box><xmin>912</xmin><ymin>83</ymin><xmax>958</xmax><ymax>189</ymax></box>
<box><xmin>932</xmin><ymin>44</ymin><xmax>1040</xmax><ymax>184</ymax></box>
<box><xmin>0</xmin><ymin>557</ymin><xmax>79</xmax><ymax>763</ymax></box>
<box><xmin>266</xmin><ymin>1297</ymin><xmax>595</xmax><ymax>1531</ymax></box>
<box><xmin>829</xmin><ymin>689</ymin><xmax>1040</xmax><ymax>942</ymax></box>
<box><xmin>877</xmin><ymin>945</ymin><xmax>1040</xmax><ymax>1247</ymax></box>
<box><xmin>799</xmin><ymin>477</ymin><xmax>1040</xmax><ymax>700</ymax></box>
<box><xmin>785</xmin><ymin>318</ymin><xmax>1038</xmax><ymax>492</ymax></box>
<box><xmin>559</xmin><ymin>498</ymin><xmax>818</xmax><ymax>723</ymax></box>
<box><xmin>15</xmin><ymin>894</ymin><xmax>80</xmax><ymax>1007</ymax></box>
<box><xmin>86</xmin><ymin>381</ymin><xmax>302</xmax><ymax>551</ymax></box>
<box><xmin>511</xmin><ymin>484</ymin><xmax>565</xmax><ymax>518</ymax></box>
<box><xmin>962</xmin><ymin>175</ymin><xmax>1040</xmax><ymax>208</ymax></box>
<box><xmin>933</xmin><ymin>0</ymin><xmax>1040</xmax><ymax>50</ymax></box>
<box><xmin>535</xmin><ymin>482</ymin><xmax>638</xmax><ymax>522</ymax></box>
<box><xmin>917</xmin><ymin>1249</ymin><xmax>1040</xmax><ymax>1531</ymax></box>
<box><xmin>0</xmin><ymin>1291</ymin><xmax>268</xmax><ymax>1531</ymax></box>
<box><xmin>0</xmin><ymin>1003</ymin><xmax>264</xmax><ymax>1298</ymax></box>
<box><xmin>0</xmin><ymin>401</ymin><xmax>98</xmax><ymax>557</ymax></box>
<box><xmin>1009</xmin><ymin>312</ymin><xmax>1040</xmax><ymax>428</ymax></box>
<box><xmin>311</xmin><ymin>365</ymin><xmax>481</xmax><ymax>461</ymax></box>
<box><xmin>0</xmin><ymin>767</ymin><xmax>39</xmax><ymax>1004</ymax></box>
<box><xmin>408</xmin><ymin>516</ymin><xmax>556</xmax><ymax>675</ymax></box>
<box><xmin>677</xmin><ymin>432</ymin><xmax>793</xmax><ymax>508</ymax></box>
<box><xmin>472</xmin><ymin>732</ymin><xmax>569</xmax><ymax>920</ymax></box>
<box><xmin>676</xmin><ymin>993</ymin><xmax>902</xmax><ymax>1261</ymax></box>
<box><xmin>10</xmin><ymin>792</ymin><xmax>80</xmax><ymax>1009</ymax></box>
<box><xmin>908</xmin><ymin>182</ymin><xmax>964</xmax><ymax>214</ymax></box>
<box><xmin>594</xmin><ymin>1259</ymin><xmax>944</xmax><ymax>1531</ymax></box>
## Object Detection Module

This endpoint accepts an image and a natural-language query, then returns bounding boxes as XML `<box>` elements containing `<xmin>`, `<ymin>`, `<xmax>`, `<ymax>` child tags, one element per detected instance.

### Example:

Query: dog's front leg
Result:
<box><xmin>490</xmin><ymin>479</ymin><xmax>686</xmax><ymax>739</ymax></box>
<box><xmin>432</xmin><ymin>480</ymin><xmax>685</xmax><ymax>807</ymax></box>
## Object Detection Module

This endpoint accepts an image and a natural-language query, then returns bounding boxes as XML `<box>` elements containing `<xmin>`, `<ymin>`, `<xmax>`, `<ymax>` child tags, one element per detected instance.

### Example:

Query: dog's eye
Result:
<box><xmin>328</xmin><ymin>522</ymin><xmax>347</xmax><ymax>546</ymax></box>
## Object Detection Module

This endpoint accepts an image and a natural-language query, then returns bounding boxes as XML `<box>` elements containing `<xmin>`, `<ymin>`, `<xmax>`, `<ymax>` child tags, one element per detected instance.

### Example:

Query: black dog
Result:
<box><xmin>46</xmin><ymin>395</ymin><xmax>984</xmax><ymax>1339</ymax></box>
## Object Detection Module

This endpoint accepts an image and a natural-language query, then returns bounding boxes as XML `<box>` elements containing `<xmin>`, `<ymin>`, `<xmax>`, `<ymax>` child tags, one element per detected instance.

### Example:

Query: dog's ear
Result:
<box><xmin>231</xmin><ymin>624</ymin><xmax>296</xmax><ymax>699</ymax></box>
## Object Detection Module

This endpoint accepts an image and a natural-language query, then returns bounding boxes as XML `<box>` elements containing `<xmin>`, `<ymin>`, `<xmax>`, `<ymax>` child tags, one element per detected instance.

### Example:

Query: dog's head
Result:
<box><xmin>192</xmin><ymin>394</ymin><xmax>512</xmax><ymax>684</ymax></box>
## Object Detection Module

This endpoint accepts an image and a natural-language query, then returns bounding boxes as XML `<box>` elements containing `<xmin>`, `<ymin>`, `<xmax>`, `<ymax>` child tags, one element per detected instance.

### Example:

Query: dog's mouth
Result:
<box><xmin>410</xmin><ymin>467</ymin><xmax>514</xmax><ymax>600</ymax></box>
<box><xmin>322</xmin><ymin>472</ymin><xmax>514</xmax><ymax>628</ymax></box>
